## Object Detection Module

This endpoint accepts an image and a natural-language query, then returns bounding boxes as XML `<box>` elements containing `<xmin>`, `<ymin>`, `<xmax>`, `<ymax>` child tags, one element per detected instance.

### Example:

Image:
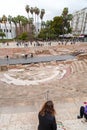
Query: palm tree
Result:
<box><xmin>40</xmin><ymin>9</ymin><xmax>45</xmax><ymax>29</ymax></box>
<box><xmin>34</xmin><ymin>7</ymin><xmax>40</xmax><ymax>33</ymax></box>
<box><xmin>16</xmin><ymin>15</ymin><xmax>22</xmax><ymax>34</ymax></box>
<box><xmin>30</xmin><ymin>7</ymin><xmax>34</xmax><ymax>21</ymax></box>
<box><xmin>36</xmin><ymin>8</ymin><xmax>40</xmax><ymax>33</ymax></box>
<box><xmin>8</xmin><ymin>15</ymin><xmax>13</xmax><ymax>38</ymax></box>
<box><xmin>21</xmin><ymin>16</ymin><xmax>28</xmax><ymax>32</ymax></box>
<box><xmin>25</xmin><ymin>5</ymin><xmax>30</xmax><ymax>21</ymax></box>
<box><xmin>12</xmin><ymin>17</ymin><xmax>18</xmax><ymax>37</ymax></box>
<box><xmin>25</xmin><ymin>5</ymin><xmax>32</xmax><ymax>35</ymax></box>
<box><xmin>62</xmin><ymin>8</ymin><xmax>72</xmax><ymax>35</ymax></box>
<box><xmin>2</xmin><ymin>15</ymin><xmax>8</xmax><ymax>38</ymax></box>
<box><xmin>34</xmin><ymin>7</ymin><xmax>38</xmax><ymax>27</ymax></box>
<box><xmin>30</xmin><ymin>7</ymin><xmax>35</xmax><ymax>34</ymax></box>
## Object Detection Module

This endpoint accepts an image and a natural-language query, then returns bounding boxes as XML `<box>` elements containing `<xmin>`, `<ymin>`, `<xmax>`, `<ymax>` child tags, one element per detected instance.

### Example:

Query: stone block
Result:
<box><xmin>1</xmin><ymin>66</ymin><xmax>8</xmax><ymax>71</ymax></box>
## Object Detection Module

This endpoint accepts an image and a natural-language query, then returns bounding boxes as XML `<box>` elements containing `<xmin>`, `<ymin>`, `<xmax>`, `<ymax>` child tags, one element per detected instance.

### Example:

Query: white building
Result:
<box><xmin>71</xmin><ymin>8</ymin><xmax>87</xmax><ymax>36</ymax></box>
<box><xmin>0</xmin><ymin>22</ymin><xmax>16</xmax><ymax>39</ymax></box>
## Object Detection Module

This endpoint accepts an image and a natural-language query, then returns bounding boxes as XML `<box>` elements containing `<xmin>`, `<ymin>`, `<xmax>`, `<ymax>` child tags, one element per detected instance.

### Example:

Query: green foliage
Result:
<box><xmin>62</xmin><ymin>7</ymin><xmax>73</xmax><ymax>34</ymax></box>
<box><xmin>18</xmin><ymin>32</ymin><xmax>28</xmax><ymax>41</ymax></box>
<box><xmin>38</xmin><ymin>27</ymin><xmax>56</xmax><ymax>40</ymax></box>
<box><xmin>38</xmin><ymin>28</ymin><xmax>47</xmax><ymax>40</ymax></box>
<box><xmin>51</xmin><ymin>16</ymin><xmax>63</xmax><ymax>36</ymax></box>
<box><xmin>38</xmin><ymin>20</ymin><xmax>54</xmax><ymax>40</ymax></box>
<box><xmin>0</xmin><ymin>30</ymin><xmax>6</xmax><ymax>39</ymax></box>
<box><xmin>38</xmin><ymin>7</ymin><xmax>72</xmax><ymax>40</ymax></box>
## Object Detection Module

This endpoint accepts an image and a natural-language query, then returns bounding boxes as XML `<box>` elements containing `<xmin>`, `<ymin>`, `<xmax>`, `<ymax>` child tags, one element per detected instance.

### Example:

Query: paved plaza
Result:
<box><xmin>0</xmin><ymin>41</ymin><xmax>87</xmax><ymax>130</ymax></box>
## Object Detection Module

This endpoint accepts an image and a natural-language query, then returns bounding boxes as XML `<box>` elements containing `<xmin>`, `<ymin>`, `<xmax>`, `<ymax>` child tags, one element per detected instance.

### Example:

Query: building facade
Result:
<box><xmin>71</xmin><ymin>8</ymin><xmax>87</xmax><ymax>37</ymax></box>
<box><xmin>0</xmin><ymin>22</ymin><xmax>16</xmax><ymax>39</ymax></box>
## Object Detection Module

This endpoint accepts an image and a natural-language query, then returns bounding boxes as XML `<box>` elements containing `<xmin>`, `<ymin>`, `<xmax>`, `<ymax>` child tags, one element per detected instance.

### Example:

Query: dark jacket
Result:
<box><xmin>38</xmin><ymin>112</ymin><xmax>57</xmax><ymax>130</ymax></box>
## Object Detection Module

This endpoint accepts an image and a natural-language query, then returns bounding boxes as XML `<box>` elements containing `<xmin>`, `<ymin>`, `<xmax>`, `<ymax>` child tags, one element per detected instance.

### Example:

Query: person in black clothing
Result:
<box><xmin>77</xmin><ymin>102</ymin><xmax>87</xmax><ymax>120</ymax></box>
<box><xmin>38</xmin><ymin>100</ymin><xmax>57</xmax><ymax>130</ymax></box>
<box><xmin>6</xmin><ymin>55</ymin><xmax>9</xmax><ymax>60</ymax></box>
<box><xmin>25</xmin><ymin>54</ymin><xmax>28</xmax><ymax>59</ymax></box>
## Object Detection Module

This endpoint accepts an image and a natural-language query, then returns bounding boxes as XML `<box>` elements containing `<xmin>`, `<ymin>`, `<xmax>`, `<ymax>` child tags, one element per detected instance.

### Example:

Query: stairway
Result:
<box><xmin>71</xmin><ymin>60</ymin><xmax>87</xmax><ymax>73</ymax></box>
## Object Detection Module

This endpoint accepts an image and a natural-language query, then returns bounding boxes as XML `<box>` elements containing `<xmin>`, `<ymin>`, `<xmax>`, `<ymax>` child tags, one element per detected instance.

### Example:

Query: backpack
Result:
<box><xmin>84</xmin><ymin>105</ymin><xmax>87</xmax><ymax>114</ymax></box>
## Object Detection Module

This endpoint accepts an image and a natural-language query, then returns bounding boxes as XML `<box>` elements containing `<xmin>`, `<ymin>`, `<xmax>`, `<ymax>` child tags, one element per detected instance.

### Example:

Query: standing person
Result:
<box><xmin>38</xmin><ymin>100</ymin><xmax>57</xmax><ymax>130</ymax></box>
<box><xmin>31</xmin><ymin>53</ymin><xmax>33</xmax><ymax>58</ymax></box>
<box><xmin>25</xmin><ymin>54</ymin><xmax>28</xmax><ymax>59</ymax></box>
<box><xmin>6</xmin><ymin>55</ymin><xmax>9</xmax><ymax>60</ymax></box>
<box><xmin>77</xmin><ymin>102</ymin><xmax>87</xmax><ymax>121</ymax></box>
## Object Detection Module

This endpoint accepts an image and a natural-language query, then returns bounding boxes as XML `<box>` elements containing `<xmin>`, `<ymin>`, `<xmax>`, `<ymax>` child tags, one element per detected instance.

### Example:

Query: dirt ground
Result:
<box><xmin>0</xmin><ymin>42</ymin><xmax>87</xmax><ymax>130</ymax></box>
<box><xmin>0</xmin><ymin>42</ymin><xmax>87</xmax><ymax>107</ymax></box>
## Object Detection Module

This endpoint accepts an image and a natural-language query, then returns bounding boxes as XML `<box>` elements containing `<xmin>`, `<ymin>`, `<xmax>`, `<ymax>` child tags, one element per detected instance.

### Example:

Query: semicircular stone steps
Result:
<box><xmin>70</xmin><ymin>60</ymin><xmax>87</xmax><ymax>73</ymax></box>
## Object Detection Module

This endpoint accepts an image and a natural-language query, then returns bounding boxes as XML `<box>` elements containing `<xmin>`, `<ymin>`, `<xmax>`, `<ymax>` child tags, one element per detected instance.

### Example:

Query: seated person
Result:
<box><xmin>77</xmin><ymin>102</ymin><xmax>87</xmax><ymax>120</ymax></box>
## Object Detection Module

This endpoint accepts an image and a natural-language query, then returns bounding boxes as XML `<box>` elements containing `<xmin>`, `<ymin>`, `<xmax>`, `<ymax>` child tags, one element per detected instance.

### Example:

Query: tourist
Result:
<box><xmin>38</xmin><ymin>100</ymin><xmax>57</xmax><ymax>130</ymax></box>
<box><xmin>31</xmin><ymin>53</ymin><xmax>33</xmax><ymax>58</ymax></box>
<box><xmin>25</xmin><ymin>54</ymin><xmax>28</xmax><ymax>59</ymax></box>
<box><xmin>6</xmin><ymin>55</ymin><xmax>9</xmax><ymax>60</ymax></box>
<box><xmin>7</xmin><ymin>42</ymin><xmax>9</xmax><ymax>46</ymax></box>
<box><xmin>77</xmin><ymin>102</ymin><xmax>87</xmax><ymax>121</ymax></box>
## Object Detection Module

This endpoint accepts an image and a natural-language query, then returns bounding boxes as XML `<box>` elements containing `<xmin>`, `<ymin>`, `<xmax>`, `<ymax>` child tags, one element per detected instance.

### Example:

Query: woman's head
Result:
<box><xmin>39</xmin><ymin>100</ymin><xmax>56</xmax><ymax>116</ymax></box>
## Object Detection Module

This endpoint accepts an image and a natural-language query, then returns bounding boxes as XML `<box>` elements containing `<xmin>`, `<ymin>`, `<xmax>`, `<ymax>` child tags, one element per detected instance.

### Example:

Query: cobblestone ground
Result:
<box><xmin>0</xmin><ymin>42</ymin><xmax>87</xmax><ymax>130</ymax></box>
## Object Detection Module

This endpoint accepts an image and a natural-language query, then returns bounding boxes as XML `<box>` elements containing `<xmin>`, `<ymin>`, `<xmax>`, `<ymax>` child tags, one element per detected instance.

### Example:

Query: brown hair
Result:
<box><xmin>39</xmin><ymin>100</ymin><xmax>56</xmax><ymax>116</ymax></box>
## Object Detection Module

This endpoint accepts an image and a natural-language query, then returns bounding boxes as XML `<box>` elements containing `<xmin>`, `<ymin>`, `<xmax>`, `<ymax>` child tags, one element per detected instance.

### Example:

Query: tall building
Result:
<box><xmin>71</xmin><ymin>8</ymin><xmax>87</xmax><ymax>37</ymax></box>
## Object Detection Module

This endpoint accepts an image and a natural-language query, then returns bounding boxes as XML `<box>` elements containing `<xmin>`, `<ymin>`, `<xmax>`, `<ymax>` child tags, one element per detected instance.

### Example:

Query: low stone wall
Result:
<box><xmin>0</xmin><ymin>66</ymin><xmax>8</xmax><ymax>71</ymax></box>
<box><xmin>0</xmin><ymin>48</ymin><xmax>30</xmax><ymax>58</ymax></box>
<box><xmin>77</xmin><ymin>53</ymin><xmax>87</xmax><ymax>60</ymax></box>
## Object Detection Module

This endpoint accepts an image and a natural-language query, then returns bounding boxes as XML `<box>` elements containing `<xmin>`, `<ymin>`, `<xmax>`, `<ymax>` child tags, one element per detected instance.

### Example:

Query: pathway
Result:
<box><xmin>0</xmin><ymin>55</ymin><xmax>75</xmax><ymax>66</ymax></box>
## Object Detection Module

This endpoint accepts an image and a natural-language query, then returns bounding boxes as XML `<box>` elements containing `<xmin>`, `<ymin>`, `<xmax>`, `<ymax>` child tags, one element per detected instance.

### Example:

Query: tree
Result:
<box><xmin>12</xmin><ymin>17</ymin><xmax>18</xmax><ymax>37</ymax></box>
<box><xmin>25</xmin><ymin>5</ymin><xmax>30</xmax><ymax>20</ymax></box>
<box><xmin>35</xmin><ymin>8</ymin><xmax>40</xmax><ymax>33</ymax></box>
<box><xmin>40</xmin><ymin>9</ymin><xmax>45</xmax><ymax>29</ymax></box>
<box><xmin>62</xmin><ymin>7</ymin><xmax>72</xmax><ymax>34</ymax></box>
<box><xmin>33</xmin><ymin>7</ymin><xmax>40</xmax><ymax>36</ymax></box>
<box><xmin>16</xmin><ymin>15</ymin><xmax>22</xmax><ymax>34</ymax></box>
<box><xmin>0</xmin><ymin>29</ymin><xmax>6</xmax><ymax>39</ymax></box>
<box><xmin>30</xmin><ymin>7</ymin><xmax>34</xmax><ymax>22</ymax></box>
<box><xmin>2</xmin><ymin>15</ymin><xmax>8</xmax><ymax>38</ymax></box>
<box><xmin>18</xmin><ymin>32</ymin><xmax>28</xmax><ymax>41</ymax></box>
<box><xmin>25</xmin><ymin>5</ymin><xmax>34</xmax><ymax>38</ymax></box>
<box><xmin>52</xmin><ymin>16</ymin><xmax>63</xmax><ymax>35</ymax></box>
<box><xmin>34</xmin><ymin>7</ymin><xmax>38</xmax><ymax>30</ymax></box>
<box><xmin>21</xmin><ymin>16</ymin><xmax>28</xmax><ymax>32</ymax></box>
<box><xmin>38</xmin><ymin>20</ymin><xmax>56</xmax><ymax>40</ymax></box>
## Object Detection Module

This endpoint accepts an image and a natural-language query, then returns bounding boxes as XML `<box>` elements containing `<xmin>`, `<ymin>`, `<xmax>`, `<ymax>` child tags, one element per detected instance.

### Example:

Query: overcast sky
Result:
<box><xmin>0</xmin><ymin>0</ymin><xmax>87</xmax><ymax>21</ymax></box>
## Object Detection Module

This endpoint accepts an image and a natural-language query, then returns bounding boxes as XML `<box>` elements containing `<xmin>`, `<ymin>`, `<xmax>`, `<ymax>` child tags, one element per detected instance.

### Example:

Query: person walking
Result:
<box><xmin>38</xmin><ymin>100</ymin><xmax>57</xmax><ymax>130</ymax></box>
<box><xmin>6</xmin><ymin>55</ymin><xmax>9</xmax><ymax>60</ymax></box>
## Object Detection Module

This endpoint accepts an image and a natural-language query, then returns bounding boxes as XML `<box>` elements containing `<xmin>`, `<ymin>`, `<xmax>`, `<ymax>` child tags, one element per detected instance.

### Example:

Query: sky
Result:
<box><xmin>0</xmin><ymin>0</ymin><xmax>87</xmax><ymax>21</ymax></box>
